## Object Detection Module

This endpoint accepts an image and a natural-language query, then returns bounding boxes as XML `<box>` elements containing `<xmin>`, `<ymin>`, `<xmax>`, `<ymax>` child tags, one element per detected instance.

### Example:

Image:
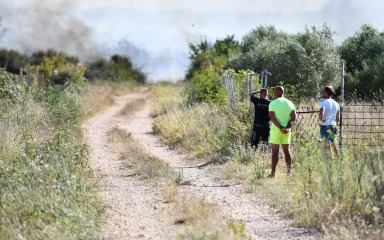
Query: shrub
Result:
<box><xmin>0</xmin><ymin>67</ymin><xmax>26</xmax><ymax>99</ymax></box>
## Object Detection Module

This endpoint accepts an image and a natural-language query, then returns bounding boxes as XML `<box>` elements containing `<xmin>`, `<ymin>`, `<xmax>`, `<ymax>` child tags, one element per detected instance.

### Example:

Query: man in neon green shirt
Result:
<box><xmin>268</xmin><ymin>86</ymin><xmax>296</xmax><ymax>178</ymax></box>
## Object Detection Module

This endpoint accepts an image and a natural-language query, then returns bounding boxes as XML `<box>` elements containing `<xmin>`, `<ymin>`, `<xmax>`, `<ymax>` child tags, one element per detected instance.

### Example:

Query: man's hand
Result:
<box><xmin>248</xmin><ymin>90</ymin><xmax>260</xmax><ymax>98</ymax></box>
<box><xmin>281</xmin><ymin>128</ymin><xmax>289</xmax><ymax>134</ymax></box>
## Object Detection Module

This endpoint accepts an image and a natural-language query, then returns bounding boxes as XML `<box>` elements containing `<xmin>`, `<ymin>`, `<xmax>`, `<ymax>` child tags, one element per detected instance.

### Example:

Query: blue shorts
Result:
<box><xmin>320</xmin><ymin>125</ymin><xmax>338</xmax><ymax>142</ymax></box>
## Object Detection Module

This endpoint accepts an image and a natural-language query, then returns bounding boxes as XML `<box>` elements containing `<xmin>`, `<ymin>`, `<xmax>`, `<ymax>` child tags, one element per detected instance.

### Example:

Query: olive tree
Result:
<box><xmin>228</xmin><ymin>24</ymin><xmax>341</xmax><ymax>96</ymax></box>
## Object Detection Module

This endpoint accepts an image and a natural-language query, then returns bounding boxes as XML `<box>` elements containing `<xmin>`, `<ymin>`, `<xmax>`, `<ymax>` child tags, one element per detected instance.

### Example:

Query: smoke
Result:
<box><xmin>0</xmin><ymin>0</ymin><xmax>189</xmax><ymax>81</ymax></box>
<box><xmin>0</xmin><ymin>0</ymin><xmax>102</xmax><ymax>61</ymax></box>
<box><xmin>1</xmin><ymin>0</ymin><xmax>382</xmax><ymax>81</ymax></box>
<box><xmin>0</xmin><ymin>17</ymin><xmax>7</xmax><ymax>43</ymax></box>
<box><xmin>108</xmin><ymin>38</ymin><xmax>187</xmax><ymax>82</ymax></box>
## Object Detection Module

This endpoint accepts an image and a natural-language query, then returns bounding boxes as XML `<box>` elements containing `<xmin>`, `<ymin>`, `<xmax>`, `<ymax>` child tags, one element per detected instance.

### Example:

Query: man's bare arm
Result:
<box><xmin>269</xmin><ymin>111</ymin><xmax>283</xmax><ymax>129</ymax></box>
<box><xmin>286</xmin><ymin>110</ymin><xmax>296</xmax><ymax>129</ymax></box>
<box><xmin>248</xmin><ymin>90</ymin><xmax>260</xmax><ymax>98</ymax></box>
<box><xmin>336</xmin><ymin>110</ymin><xmax>340</xmax><ymax>126</ymax></box>
<box><xmin>319</xmin><ymin>108</ymin><xmax>325</xmax><ymax>122</ymax></box>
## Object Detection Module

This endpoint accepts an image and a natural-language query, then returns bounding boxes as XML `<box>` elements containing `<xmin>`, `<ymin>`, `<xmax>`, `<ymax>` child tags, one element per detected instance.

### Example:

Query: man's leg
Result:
<box><xmin>251</xmin><ymin>126</ymin><xmax>261</xmax><ymax>149</ymax></box>
<box><xmin>321</xmin><ymin>125</ymin><xmax>332</xmax><ymax>159</ymax></box>
<box><xmin>261</xmin><ymin>126</ymin><xmax>270</xmax><ymax>151</ymax></box>
<box><xmin>282</xmin><ymin>144</ymin><xmax>292</xmax><ymax>175</ymax></box>
<box><xmin>331</xmin><ymin>126</ymin><xmax>340</xmax><ymax>159</ymax></box>
<box><xmin>331</xmin><ymin>143</ymin><xmax>340</xmax><ymax>159</ymax></box>
<box><xmin>270</xmin><ymin>143</ymin><xmax>279</xmax><ymax>177</ymax></box>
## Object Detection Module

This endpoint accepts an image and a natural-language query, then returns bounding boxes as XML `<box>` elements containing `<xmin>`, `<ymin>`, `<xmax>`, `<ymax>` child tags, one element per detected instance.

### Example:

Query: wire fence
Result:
<box><xmin>289</xmin><ymin>101</ymin><xmax>384</xmax><ymax>147</ymax></box>
<box><xmin>342</xmin><ymin>101</ymin><xmax>384</xmax><ymax>146</ymax></box>
<box><xmin>291</xmin><ymin>105</ymin><xmax>320</xmax><ymax>144</ymax></box>
<box><xmin>221</xmin><ymin>65</ymin><xmax>384</xmax><ymax>147</ymax></box>
<box><xmin>221</xmin><ymin>70</ymin><xmax>271</xmax><ymax>109</ymax></box>
<box><xmin>10</xmin><ymin>66</ymin><xmax>73</xmax><ymax>89</ymax></box>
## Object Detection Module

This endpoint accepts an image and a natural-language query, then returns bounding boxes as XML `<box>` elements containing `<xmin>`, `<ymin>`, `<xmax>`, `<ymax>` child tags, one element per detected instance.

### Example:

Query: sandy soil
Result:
<box><xmin>83</xmin><ymin>92</ymin><xmax>320</xmax><ymax>240</ymax></box>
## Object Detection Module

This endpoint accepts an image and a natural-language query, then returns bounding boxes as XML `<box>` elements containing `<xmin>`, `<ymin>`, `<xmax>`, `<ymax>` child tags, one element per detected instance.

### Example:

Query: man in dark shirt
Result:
<box><xmin>249</xmin><ymin>88</ymin><xmax>271</xmax><ymax>149</ymax></box>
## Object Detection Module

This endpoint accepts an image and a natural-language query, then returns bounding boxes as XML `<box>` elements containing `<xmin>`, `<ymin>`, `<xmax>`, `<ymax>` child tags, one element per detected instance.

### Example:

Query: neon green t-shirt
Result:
<box><xmin>269</xmin><ymin>97</ymin><xmax>295</xmax><ymax>129</ymax></box>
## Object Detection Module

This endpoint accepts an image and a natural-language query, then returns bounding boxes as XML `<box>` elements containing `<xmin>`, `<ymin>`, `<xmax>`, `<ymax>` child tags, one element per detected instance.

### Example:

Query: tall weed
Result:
<box><xmin>153</xmin><ymin>102</ymin><xmax>252</xmax><ymax>160</ymax></box>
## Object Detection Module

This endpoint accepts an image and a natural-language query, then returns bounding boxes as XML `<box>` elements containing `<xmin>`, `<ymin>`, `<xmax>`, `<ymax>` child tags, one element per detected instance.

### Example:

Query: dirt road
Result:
<box><xmin>83</xmin><ymin>92</ymin><xmax>319</xmax><ymax>239</ymax></box>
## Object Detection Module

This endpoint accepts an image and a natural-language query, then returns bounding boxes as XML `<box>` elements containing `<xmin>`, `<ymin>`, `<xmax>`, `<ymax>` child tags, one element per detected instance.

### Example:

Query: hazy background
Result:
<box><xmin>1</xmin><ymin>0</ymin><xmax>384</xmax><ymax>82</ymax></box>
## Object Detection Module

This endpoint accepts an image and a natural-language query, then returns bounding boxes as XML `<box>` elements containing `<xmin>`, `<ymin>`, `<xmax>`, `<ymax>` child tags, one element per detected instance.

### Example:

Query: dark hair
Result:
<box><xmin>274</xmin><ymin>86</ymin><xmax>284</xmax><ymax>94</ymax></box>
<box><xmin>323</xmin><ymin>86</ymin><xmax>334</xmax><ymax>97</ymax></box>
<box><xmin>260</xmin><ymin>88</ymin><xmax>268</xmax><ymax>95</ymax></box>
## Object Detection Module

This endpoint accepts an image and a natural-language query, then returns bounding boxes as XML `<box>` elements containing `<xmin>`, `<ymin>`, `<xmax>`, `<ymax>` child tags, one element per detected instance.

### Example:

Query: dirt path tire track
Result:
<box><xmin>84</xmin><ymin>93</ymin><xmax>180</xmax><ymax>240</ymax></box>
<box><xmin>84</xmin><ymin>93</ymin><xmax>319</xmax><ymax>239</ymax></box>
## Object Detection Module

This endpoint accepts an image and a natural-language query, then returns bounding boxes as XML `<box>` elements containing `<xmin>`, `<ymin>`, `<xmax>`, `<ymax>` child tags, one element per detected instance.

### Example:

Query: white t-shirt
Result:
<box><xmin>319</xmin><ymin>98</ymin><xmax>340</xmax><ymax>126</ymax></box>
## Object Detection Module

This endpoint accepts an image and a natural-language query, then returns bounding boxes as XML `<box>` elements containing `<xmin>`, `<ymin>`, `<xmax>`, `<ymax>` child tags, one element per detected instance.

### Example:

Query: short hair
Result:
<box><xmin>324</xmin><ymin>86</ymin><xmax>334</xmax><ymax>97</ymax></box>
<box><xmin>274</xmin><ymin>86</ymin><xmax>284</xmax><ymax>94</ymax></box>
<box><xmin>260</xmin><ymin>88</ymin><xmax>268</xmax><ymax>95</ymax></box>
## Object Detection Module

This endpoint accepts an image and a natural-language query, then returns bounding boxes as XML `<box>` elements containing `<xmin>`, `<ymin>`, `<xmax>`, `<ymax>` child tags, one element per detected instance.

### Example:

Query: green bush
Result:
<box><xmin>0</xmin><ymin>67</ymin><xmax>26</xmax><ymax>99</ymax></box>
<box><xmin>0</xmin><ymin>48</ymin><xmax>29</xmax><ymax>74</ymax></box>
<box><xmin>0</xmin><ymin>63</ymin><xmax>102</xmax><ymax>239</ymax></box>
<box><xmin>85</xmin><ymin>55</ymin><xmax>147</xmax><ymax>83</ymax></box>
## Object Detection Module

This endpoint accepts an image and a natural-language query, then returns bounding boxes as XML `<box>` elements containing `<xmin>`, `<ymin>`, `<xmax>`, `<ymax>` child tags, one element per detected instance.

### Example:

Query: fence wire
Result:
<box><xmin>291</xmin><ymin>105</ymin><xmax>320</xmax><ymax>143</ymax></box>
<box><xmin>220</xmin><ymin>69</ymin><xmax>384</xmax><ymax>147</ymax></box>
<box><xmin>290</xmin><ymin>101</ymin><xmax>384</xmax><ymax>147</ymax></box>
<box><xmin>342</xmin><ymin>101</ymin><xmax>384</xmax><ymax>146</ymax></box>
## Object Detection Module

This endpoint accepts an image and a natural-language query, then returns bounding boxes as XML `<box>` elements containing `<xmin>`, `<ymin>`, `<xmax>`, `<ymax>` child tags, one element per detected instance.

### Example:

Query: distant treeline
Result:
<box><xmin>0</xmin><ymin>48</ymin><xmax>146</xmax><ymax>84</ymax></box>
<box><xmin>186</xmin><ymin>23</ymin><xmax>384</xmax><ymax>100</ymax></box>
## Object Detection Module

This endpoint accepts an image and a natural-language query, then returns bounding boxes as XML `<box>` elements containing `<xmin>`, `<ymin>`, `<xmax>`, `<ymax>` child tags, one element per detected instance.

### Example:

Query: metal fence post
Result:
<box><xmin>229</xmin><ymin>73</ymin><xmax>235</xmax><ymax>109</ymax></box>
<box><xmin>260</xmin><ymin>70</ymin><xmax>272</xmax><ymax>88</ymax></box>
<box><xmin>250</xmin><ymin>73</ymin><xmax>257</xmax><ymax>92</ymax></box>
<box><xmin>246</xmin><ymin>71</ymin><xmax>253</xmax><ymax>95</ymax></box>
<box><xmin>28</xmin><ymin>68</ymin><xmax>32</xmax><ymax>87</ymax></box>
<box><xmin>264</xmin><ymin>71</ymin><xmax>272</xmax><ymax>88</ymax></box>
<box><xmin>19</xmin><ymin>68</ymin><xmax>23</xmax><ymax>84</ymax></box>
<box><xmin>340</xmin><ymin>60</ymin><xmax>345</xmax><ymax>148</ymax></box>
<box><xmin>35</xmin><ymin>68</ymin><xmax>38</xmax><ymax>84</ymax></box>
<box><xmin>222</xmin><ymin>71</ymin><xmax>230</xmax><ymax>106</ymax></box>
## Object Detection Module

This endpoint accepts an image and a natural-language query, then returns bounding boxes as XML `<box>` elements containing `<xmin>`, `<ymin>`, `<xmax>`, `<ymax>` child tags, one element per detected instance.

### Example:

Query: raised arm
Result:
<box><xmin>248</xmin><ymin>90</ymin><xmax>260</xmax><ymax>98</ymax></box>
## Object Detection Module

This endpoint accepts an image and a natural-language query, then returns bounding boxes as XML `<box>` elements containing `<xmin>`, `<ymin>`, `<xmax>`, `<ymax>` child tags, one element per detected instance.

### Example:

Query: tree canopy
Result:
<box><xmin>228</xmin><ymin>24</ymin><xmax>341</xmax><ymax>96</ymax></box>
<box><xmin>339</xmin><ymin>24</ymin><xmax>384</xmax><ymax>94</ymax></box>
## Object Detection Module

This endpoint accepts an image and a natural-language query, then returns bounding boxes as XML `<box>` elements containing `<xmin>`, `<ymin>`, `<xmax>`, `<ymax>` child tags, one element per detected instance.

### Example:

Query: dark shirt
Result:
<box><xmin>251</xmin><ymin>95</ymin><xmax>271</xmax><ymax>126</ymax></box>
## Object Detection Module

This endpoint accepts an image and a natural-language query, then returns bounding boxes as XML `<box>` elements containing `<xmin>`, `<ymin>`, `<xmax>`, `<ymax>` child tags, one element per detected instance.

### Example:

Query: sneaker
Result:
<box><xmin>286</xmin><ymin>172</ymin><xmax>292</xmax><ymax>177</ymax></box>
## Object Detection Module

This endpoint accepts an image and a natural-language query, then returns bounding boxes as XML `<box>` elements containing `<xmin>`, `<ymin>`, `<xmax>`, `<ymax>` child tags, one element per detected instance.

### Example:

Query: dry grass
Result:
<box><xmin>150</xmin><ymin>82</ymin><xmax>184</xmax><ymax>117</ymax></box>
<box><xmin>175</xmin><ymin>193</ymin><xmax>250</xmax><ymax>240</ymax></box>
<box><xmin>117</xmin><ymin>97</ymin><xmax>147</xmax><ymax>117</ymax></box>
<box><xmin>81</xmin><ymin>80</ymin><xmax>142</xmax><ymax>117</ymax></box>
<box><xmin>107</xmin><ymin>126</ymin><xmax>250</xmax><ymax>239</ymax></box>
<box><xmin>107</xmin><ymin>126</ymin><xmax>182</xmax><ymax>186</ymax></box>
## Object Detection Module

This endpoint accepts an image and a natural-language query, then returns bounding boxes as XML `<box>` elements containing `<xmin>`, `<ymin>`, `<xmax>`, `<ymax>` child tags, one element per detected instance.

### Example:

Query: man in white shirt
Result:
<box><xmin>319</xmin><ymin>86</ymin><xmax>340</xmax><ymax>158</ymax></box>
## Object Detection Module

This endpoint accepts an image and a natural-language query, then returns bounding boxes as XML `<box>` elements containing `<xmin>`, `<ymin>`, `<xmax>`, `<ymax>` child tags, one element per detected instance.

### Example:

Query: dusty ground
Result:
<box><xmin>83</xmin><ymin>92</ymin><xmax>320</xmax><ymax>240</ymax></box>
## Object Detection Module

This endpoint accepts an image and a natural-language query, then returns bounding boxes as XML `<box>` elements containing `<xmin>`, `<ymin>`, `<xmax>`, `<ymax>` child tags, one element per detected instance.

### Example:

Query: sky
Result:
<box><xmin>1</xmin><ymin>0</ymin><xmax>384</xmax><ymax>82</ymax></box>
